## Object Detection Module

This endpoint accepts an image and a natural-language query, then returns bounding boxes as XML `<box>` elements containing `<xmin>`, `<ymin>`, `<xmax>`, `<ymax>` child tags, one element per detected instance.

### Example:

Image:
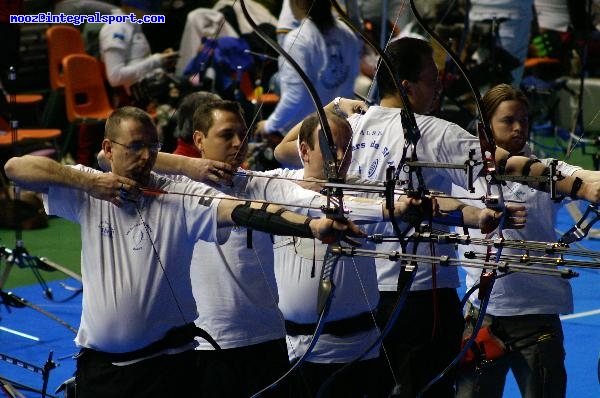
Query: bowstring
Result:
<box><xmin>134</xmin><ymin>202</ymin><xmax>188</xmax><ymax>325</ymax></box>
<box><xmin>349</xmin><ymin>252</ymin><xmax>400</xmax><ymax>387</ymax></box>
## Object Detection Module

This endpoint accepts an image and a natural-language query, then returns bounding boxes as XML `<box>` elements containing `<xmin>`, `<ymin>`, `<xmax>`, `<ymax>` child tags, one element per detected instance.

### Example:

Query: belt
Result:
<box><xmin>82</xmin><ymin>323</ymin><xmax>220</xmax><ymax>363</ymax></box>
<box><xmin>285</xmin><ymin>311</ymin><xmax>375</xmax><ymax>337</ymax></box>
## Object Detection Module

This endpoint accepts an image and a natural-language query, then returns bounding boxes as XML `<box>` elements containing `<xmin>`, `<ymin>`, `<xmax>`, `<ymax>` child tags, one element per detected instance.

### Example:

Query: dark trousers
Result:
<box><xmin>196</xmin><ymin>338</ymin><xmax>289</xmax><ymax>397</ymax></box>
<box><xmin>456</xmin><ymin>310</ymin><xmax>566</xmax><ymax>398</ymax></box>
<box><xmin>374</xmin><ymin>288</ymin><xmax>464</xmax><ymax>398</ymax></box>
<box><xmin>289</xmin><ymin>357</ymin><xmax>380</xmax><ymax>398</ymax></box>
<box><xmin>76</xmin><ymin>348</ymin><xmax>197</xmax><ymax>398</ymax></box>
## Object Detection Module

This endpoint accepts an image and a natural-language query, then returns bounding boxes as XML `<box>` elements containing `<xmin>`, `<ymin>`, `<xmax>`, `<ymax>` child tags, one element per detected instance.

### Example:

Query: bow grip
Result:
<box><xmin>400</xmin><ymin>196</ymin><xmax>433</xmax><ymax>228</ymax></box>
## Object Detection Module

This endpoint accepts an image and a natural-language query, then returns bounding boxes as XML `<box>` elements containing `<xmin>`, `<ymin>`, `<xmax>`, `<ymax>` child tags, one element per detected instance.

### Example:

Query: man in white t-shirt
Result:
<box><xmin>264</xmin><ymin>112</ymin><xmax>383</xmax><ymax>397</ymax></box>
<box><xmin>3</xmin><ymin>106</ymin><xmax>362</xmax><ymax>398</ymax></box>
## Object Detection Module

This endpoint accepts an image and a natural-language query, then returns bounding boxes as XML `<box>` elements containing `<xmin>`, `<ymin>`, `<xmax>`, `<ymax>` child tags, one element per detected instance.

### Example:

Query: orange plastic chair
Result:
<box><xmin>4</xmin><ymin>94</ymin><xmax>45</xmax><ymax>125</ymax></box>
<box><xmin>5</xmin><ymin>94</ymin><xmax>44</xmax><ymax>105</ymax></box>
<box><xmin>61</xmin><ymin>53</ymin><xmax>115</xmax><ymax>158</ymax></box>
<box><xmin>239</xmin><ymin>71</ymin><xmax>279</xmax><ymax>106</ymax></box>
<box><xmin>45</xmin><ymin>25</ymin><xmax>86</xmax><ymax>90</ymax></box>
<box><xmin>0</xmin><ymin>116</ymin><xmax>61</xmax><ymax>157</ymax></box>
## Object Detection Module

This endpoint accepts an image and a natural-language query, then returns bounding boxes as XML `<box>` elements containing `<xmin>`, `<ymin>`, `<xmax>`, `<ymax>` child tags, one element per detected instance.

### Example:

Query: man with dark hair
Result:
<box><xmin>4</xmin><ymin>106</ymin><xmax>363</xmax><ymax>398</ymax></box>
<box><xmin>172</xmin><ymin>91</ymin><xmax>221</xmax><ymax>157</ymax></box>
<box><xmin>172</xmin><ymin>98</ymin><xmax>292</xmax><ymax>397</ymax></box>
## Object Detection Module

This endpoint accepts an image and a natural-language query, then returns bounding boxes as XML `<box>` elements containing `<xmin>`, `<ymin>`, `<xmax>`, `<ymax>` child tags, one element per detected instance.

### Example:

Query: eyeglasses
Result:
<box><xmin>110</xmin><ymin>140</ymin><xmax>162</xmax><ymax>153</ymax></box>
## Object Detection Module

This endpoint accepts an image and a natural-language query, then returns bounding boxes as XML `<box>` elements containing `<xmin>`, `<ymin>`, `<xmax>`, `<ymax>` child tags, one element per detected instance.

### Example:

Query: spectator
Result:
<box><xmin>254</xmin><ymin>0</ymin><xmax>361</xmax><ymax>141</ymax></box>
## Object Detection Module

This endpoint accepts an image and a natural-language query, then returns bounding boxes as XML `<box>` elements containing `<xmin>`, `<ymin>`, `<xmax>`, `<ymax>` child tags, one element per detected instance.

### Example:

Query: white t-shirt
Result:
<box><xmin>259</xmin><ymin>168</ymin><xmax>380</xmax><ymax>363</ymax></box>
<box><xmin>534</xmin><ymin>0</ymin><xmax>571</xmax><ymax>32</ymax></box>
<box><xmin>264</xmin><ymin>18</ymin><xmax>361</xmax><ymax>133</ymax></box>
<box><xmin>452</xmin><ymin>148</ymin><xmax>579</xmax><ymax>316</ymax></box>
<box><xmin>348</xmin><ymin>106</ymin><xmax>484</xmax><ymax>291</ymax></box>
<box><xmin>44</xmin><ymin>167</ymin><xmax>221</xmax><ymax>353</ymax></box>
<box><xmin>99</xmin><ymin>9</ymin><xmax>162</xmax><ymax>88</ymax></box>
<box><xmin>470</xmin><ymin>0</ymin><xmax>534</xmax><ymax>21</ymax></box>
<box><xmin>185</xmin><ymin>171</ymin><xmax>319</xmax><ymax>350</ymax></box>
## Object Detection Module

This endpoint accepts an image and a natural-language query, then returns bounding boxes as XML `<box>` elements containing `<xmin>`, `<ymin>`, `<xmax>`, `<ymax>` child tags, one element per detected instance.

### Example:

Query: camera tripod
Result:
<box><xmin>0</xmin><ymin>66</ymin><xmax>79</xmax><ymax>397</ymax></box>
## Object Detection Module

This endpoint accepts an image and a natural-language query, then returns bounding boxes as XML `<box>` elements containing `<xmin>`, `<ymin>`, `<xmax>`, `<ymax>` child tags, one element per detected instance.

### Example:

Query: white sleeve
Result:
<box><xmin>264</xmin><ymin>34</ymin><xmax>315</xmax><ymax>133</ymax></box>
<box><xmin>43</xmin><ymin>165</ymin><xmax>93</xmax><ymax>222</ymax></box>
<box><xmin>550</xmin><ymin>159</ymin><xmax>582</xmax><ymax>177</ymax></box>
<box><xmin>102</xmin><ymin>48</ymin><xmax>162</xmax><ymax>88</ymax></box>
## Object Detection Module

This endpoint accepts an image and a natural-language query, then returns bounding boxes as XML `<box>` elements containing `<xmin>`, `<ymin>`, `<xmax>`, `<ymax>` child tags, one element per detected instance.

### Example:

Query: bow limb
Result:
<box><xmin>408</xmin><ymin>0</ymin><xmax>502</xmax><ymax>199</ymax></box>
<box><xmin>312</xmin><ymin>3</ymin><xmax>430</xmax><ymax>395</ymax></box>
<box><xmin>238</xmin><ymin>0</ymin><xmax>335</xmax><ymax>163</ymax></box>
<box><xmin>408</xmin><ymin>3</ymin><xmax>506</xmax><ymax>395</ymax></box>
<box><xmin>240</xmin><ymin>1</ymin><xmax>346</xmax><ymax>395</ymax></box>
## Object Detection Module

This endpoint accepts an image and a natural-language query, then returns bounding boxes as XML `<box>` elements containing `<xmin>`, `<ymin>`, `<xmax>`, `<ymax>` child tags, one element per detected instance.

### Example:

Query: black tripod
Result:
<box><xmin>0</xmin><ymin>352</ymin><xmax>57</xmax><ymax>398</ymax></box>
<box><xmin>0</xmin><ymin>66</ymin><xmax>77</xmax><ymax>397</ymax></box>
<box><xmin>0</xmin><ymin>64</ymin><xmax>82</xmax><ymax>300</ymax></box>
<box><xmin>564</xmin><ymin>0</ymin><xmax>597</xmax><ymax>168</ymax></box>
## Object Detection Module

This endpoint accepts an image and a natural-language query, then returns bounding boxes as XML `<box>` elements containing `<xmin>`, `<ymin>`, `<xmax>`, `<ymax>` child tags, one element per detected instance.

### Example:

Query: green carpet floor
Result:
<box><xmin>0</xmin><ymin>217</ymin><xmax>81</xmax><ymax>289</ymax></box>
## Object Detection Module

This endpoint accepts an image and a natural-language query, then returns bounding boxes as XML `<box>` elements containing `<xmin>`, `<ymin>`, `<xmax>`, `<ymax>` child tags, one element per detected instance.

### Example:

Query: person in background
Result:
<box><xmin>254</xmin><ymin>0</ymin><xmax>361</xmax><ymax>141</ymax></box>
<box><xmin>171</xmin><ymin>91</ymin><xmax>221</xmax><ymax>157</ymax></box>
<box><xmin>99</xmin><ymin>0</ymin><xmax>178</xmax><ymax>91</ymax></box>
<box><xmin>275</xmin><ymin>0</ymin><xmax>298</xmax><ymax>44</ymax></box>
<box><xmin>469</xmin><ymin>0</ymin><xmax>534</xmax><ymax>86</ymax></box>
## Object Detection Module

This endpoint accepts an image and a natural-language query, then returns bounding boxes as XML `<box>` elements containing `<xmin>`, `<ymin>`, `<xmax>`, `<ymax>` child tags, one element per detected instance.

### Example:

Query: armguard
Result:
<box><xmin>522</xmin><ymin>158</ymin><xmax>541</xmax><ymax>176</ymax></box>
<box><xmin>529</xmin><ymin>167</ymin><xmax>550</xmax><ymax>191</ymax></box>
<box><xmin>432</xmin><ymin>210</ymin><xmax>465</xmax><ymax>227</ymax></box>
<box><xmin>570</xmin><ymin>177</ymin><xmax>583</xmax><ymax>199</ymax></box>
<box><xmin>231</xmin><ymin>203</ymin><xmax>314</xmax><ymax>238</ymax></box>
